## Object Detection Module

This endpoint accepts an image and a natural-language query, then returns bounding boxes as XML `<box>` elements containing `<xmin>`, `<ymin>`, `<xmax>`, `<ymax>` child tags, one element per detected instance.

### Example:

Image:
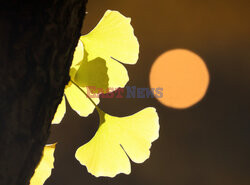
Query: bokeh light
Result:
<box><xmin>150</xmin><ymin>49</ymin><xmax>210</xmax><ymax>109</ymax></box>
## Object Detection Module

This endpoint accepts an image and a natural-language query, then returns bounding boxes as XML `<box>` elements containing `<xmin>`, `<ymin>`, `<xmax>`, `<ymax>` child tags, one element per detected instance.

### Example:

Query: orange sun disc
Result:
<box><xmin>150</xmin><ymin>49</ymin><xmax>210</xmax><ymax>109</ymax></box>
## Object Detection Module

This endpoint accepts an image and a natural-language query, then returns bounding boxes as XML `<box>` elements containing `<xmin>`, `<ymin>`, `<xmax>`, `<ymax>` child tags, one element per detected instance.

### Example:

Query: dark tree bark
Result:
<box><xmin>0</xmin><ymin>1</ymin><xmax>87</xmax><ymax>184</ymax></box>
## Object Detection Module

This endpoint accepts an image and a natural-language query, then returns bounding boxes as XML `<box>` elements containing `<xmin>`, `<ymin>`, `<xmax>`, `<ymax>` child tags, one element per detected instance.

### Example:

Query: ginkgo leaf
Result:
<box><xmin>75</xmin><ymin>107</ymin><xmax>159</xmax><ymax>177</ymax></box>
<box><xmin>80</xmin><ymin>10</ymin><xmax>139</xmax><ymax>65</ymax></box>
<box><xmin>74</xmin><ymin>50</ymin><xmax>129</xmax><ymax>93</ymax></box>
<box><xmin>30</xmin><ymin>144</ymin><xmax>56</xmax><ymax>185</ymax></box>
<box><xmin>52</xmin><ymin>96</ymin><xmax>66</xmax><ymax>124</ymax></box>
<box><xmin>64</xmin><ymin>82</ymin><xmax>100</xmax><ymax>117</ymax></box>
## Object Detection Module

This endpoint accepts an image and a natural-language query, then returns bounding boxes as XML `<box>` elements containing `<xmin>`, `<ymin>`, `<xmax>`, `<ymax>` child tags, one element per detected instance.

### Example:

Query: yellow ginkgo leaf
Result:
<box><xmin>30</xmin><ymin>144</ymin><xmax>56</xmax><ymax>185</ymax></box>
<box><xmin>52</xmin><ymin>96</ymin><xmax>66</xmax><ymax>124</ymax></box>
<box><xmin>74</xmin><ymin>50</ymin><xmax>129</xmax><ymax>92</ymax></box>
<box><xmin>64</xmin><ymin>82</ymin><xmax>100</xmax><ymax>117</ymax></box>
<box><xmin>80</xmin><ymin>10</ymin><xmax>139</xmax><ymax>64</ymax></box>
<box><xmin>75</xmin><ymin>107</ymin><xmax>159</xmax><ymax>177</ymax></box>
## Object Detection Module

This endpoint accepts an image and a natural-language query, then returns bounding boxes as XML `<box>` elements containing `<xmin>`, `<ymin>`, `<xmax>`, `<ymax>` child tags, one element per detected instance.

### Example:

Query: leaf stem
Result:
<box><xmin>70</xmin><ymin>80</ymin><xmax>101</xmax><ymax>113</ymax></box>
<box><xmin>111</xmin><ymin>56</ymin><xmax>123</xmax><ymax>64</ymax></box>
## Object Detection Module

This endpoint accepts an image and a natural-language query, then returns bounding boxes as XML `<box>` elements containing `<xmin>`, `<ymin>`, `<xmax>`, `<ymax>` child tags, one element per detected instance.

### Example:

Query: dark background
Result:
<box><xmin>47</xmin><ymin>0</ymin><xmax>250</xmax><ymax>185</ymax></box>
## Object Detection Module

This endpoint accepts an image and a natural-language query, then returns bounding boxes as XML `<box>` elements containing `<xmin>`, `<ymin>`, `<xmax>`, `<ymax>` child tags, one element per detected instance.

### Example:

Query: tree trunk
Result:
<box><xmin>0</xmin><ymin>1</ymin><xmax>87</xmax><ymax>184</ymax></box>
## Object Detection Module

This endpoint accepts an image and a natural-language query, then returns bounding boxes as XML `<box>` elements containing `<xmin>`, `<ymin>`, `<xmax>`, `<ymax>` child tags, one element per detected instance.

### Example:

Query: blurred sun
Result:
<box><xmin>150</xmin><ymin>49</ymin><xmax>210</xmax><ymax>109</ymax></box>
